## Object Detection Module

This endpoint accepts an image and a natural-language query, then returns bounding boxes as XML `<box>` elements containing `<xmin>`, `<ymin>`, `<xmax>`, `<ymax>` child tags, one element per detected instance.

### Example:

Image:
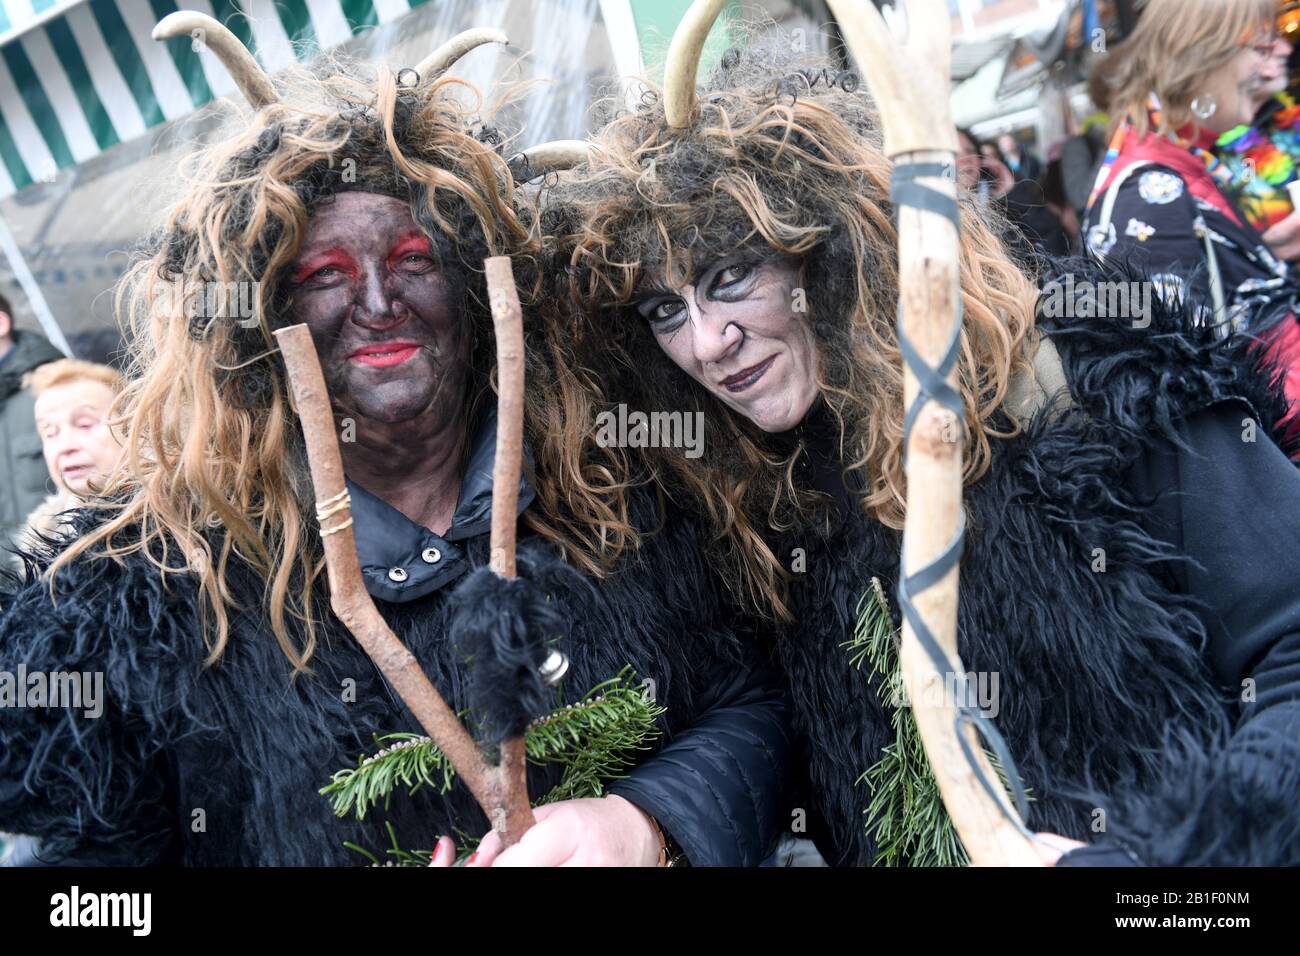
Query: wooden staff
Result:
<box><xmin>272</xmin><ymin>255</ymin><xmax>535</xmax><ymax>848</ymax></box>
<box><xmin>482</xmin><ymin>255</ymin><xmax>531</xmax><ymax>828</ymax></box>
<box><xmin>825</xmin><ymin>0</ymin><xmax>1041</xmax><ymax>866</ymax></box>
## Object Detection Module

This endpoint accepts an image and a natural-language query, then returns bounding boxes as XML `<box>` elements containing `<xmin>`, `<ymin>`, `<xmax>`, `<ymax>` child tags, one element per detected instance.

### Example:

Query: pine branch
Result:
<box><xmin>321</xmin><ymin>732</ymin><xmax>456</xmax><ymax>821</ymax></box>
<box><xmin>848</xmin><ymin>578</ymin><xmax>1032</xmax><ymax>866</ymax></box>
<box><xmin>527</xmin><ymin>670</ymin><xmax>665</xmax><ymax>803</ymax></box>
<box><xmin>322</xmin><ymin>667</ymin><xmax>665</xmax><ymax>861</ymax></box>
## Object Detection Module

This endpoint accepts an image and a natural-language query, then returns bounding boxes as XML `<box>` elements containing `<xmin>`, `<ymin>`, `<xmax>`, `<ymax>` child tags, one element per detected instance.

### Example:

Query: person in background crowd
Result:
<box><xmin>0</xmin><ymin>315</ymin><xmax>85</xmax><ymax>868</ymax></box>
<box><xmin>65</xmin><ymin>329</ymin><xmax>127</xmax><ymax>372</ymax></box>
<box><xmin>1</xmin><ymin>360</ymin><xmax>123</xmax><ymax>866</ymax></box>
<box><xmin>0</xmin><ymin>292</ymin><xmax>64</xmax><ymax>555</ymax></box>
<box><xmin>998</xmin><ymin>131</ymin><xmax>1044</xmax><ymax>182</ymax></box>
<box><xmin>1058</xmin><ymin>122</ymin><xmax>1108</xmax><ymax>219</ymax></box>
<box><xmin>959</xmin><ymin>129</ymin><xmax>1073</xmax><ymax>264</ymax></box>
<box><xmin>1083</xmin><ymin>0</ymin><xmax>1300</xmax><ymax>432</ymax></box>
<box><xmin>1217</xmin><ymin>32</ymin><xmax>1300</xmax><ymax>244</ymax></box>
<box><xmin>14</xmin><ymin>359</ymin><xmax>125</xmax><ymax>556</ymax></box>
<box><xmin>958</xmin><ymin>127</ymin><xmax>1015</xmax><ymax>199</ymax></box>
<box><xmin>1002</xmin><ymin>157</ymin><xmax>1079</xmax><ymax>261</ymax></box>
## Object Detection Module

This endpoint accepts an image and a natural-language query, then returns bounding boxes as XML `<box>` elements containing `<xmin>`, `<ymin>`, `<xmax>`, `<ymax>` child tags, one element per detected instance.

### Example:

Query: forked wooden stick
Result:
<box><xmin>273</xmin><ymin>255</ymin><xmax>535</xmax><ymax>848</ymax></box>
<box><xmin>825</xmin><ymin>0</ymin><xmax>1042</xmax><ymax>866</ymax></box>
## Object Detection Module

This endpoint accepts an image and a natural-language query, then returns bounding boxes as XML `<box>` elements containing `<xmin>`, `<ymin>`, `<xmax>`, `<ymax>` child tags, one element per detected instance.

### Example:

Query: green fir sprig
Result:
<box><xmin>526</xmin><ymin>670</ymin><xmax>666</xmax><ymax>804</ymax></box>
<box><xmin>321</xmin><ymin>668</ymin><xmax>665</xmax><ymax>863</ymax></box>
<box><xmin>846</xmin><ymin>577</ymin><xmax>1026</xmax><ymax>867</ymax></box>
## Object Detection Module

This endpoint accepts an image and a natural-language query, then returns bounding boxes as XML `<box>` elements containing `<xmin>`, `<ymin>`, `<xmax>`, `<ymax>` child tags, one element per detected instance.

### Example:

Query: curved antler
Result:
<box><xmin>664</xmin><ymin>0</ymin><xmax>727</xmax><ymax>128</ymax></box>
<box><xmin>510</xmin><ymin>139</ymin><xmax>597</xmax><ymax>179</ymax></box>
<box><xmin>825</xmin><ymin>0</ymin><xmax>1041</xmax><ymax>866</ymax></box>
<box><xmin>152</xmin><ymin>11</ymin><xmax>278</xmax><ymax>110</ymax></box>
<box><xmin>415</xmin><ymin>27</ymin><xmax>509</xmax><ymax>81</ymax></box>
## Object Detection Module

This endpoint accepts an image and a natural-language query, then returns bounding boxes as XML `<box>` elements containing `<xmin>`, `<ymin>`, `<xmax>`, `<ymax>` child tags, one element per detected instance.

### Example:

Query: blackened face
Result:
<box><xmin>286</xmin><ymin>191</ymin><xmax>468</xmax><ymax>426</ymax></box>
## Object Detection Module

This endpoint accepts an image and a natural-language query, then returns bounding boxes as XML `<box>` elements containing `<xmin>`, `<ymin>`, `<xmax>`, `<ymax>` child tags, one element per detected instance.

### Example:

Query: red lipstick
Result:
<box><xmin>349</xmin><ymin>341</ymin><xmax>421</xmax><ymax>367</ymax></box>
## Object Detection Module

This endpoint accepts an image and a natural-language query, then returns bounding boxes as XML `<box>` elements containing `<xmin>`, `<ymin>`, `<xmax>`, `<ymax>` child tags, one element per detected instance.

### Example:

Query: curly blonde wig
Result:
<box><xmin>48</xmin><ymin>57</ymin><xmax>605</xmax><ymax>671</ymax></box>
<box><xmin>539</xmin><ymin>41</ymin><xmax>1039</xmax><ymax>620</ymax></box>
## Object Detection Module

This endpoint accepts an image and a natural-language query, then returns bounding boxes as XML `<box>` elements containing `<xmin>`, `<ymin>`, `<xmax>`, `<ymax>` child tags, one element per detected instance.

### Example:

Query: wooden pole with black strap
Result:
<box><xmin>824</xmin><ymin>0</ymin><xmax>1043</xmax><ymax>866</ymax></box>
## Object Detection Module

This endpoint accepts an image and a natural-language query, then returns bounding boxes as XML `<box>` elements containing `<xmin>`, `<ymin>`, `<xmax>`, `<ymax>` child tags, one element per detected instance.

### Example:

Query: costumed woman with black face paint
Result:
<box><xmin>0</xmin><ymin>16</ymin><xmax>790</xmax><ymax>867</ymax></box>
<box><xmin>540</xmin><ymin>0</ymin><xmax>1300</xmax><ymax>866</ymax></box>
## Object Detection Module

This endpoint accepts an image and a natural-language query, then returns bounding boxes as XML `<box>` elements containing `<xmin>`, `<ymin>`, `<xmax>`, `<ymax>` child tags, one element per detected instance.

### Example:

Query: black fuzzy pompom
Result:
<box><xmin>446</xmin><ymin>566</ymin><xmax>564</xmax><ymax>746</ymax></box>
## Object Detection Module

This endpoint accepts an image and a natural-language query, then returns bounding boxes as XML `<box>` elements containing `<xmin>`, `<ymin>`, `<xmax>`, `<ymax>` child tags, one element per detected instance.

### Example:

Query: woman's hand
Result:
<box><xmin>426</xmin><ymin>835</ymin><xmax>456</xmax><ymax>867</ymax></box>
<box><xmin>1032</xmin><ymin>832</ymin><xmax>1087</xmax><ymax>866</ymax></box>
<box><xmin>465</xmin><ymin>795</ymin><xmax>661</xmax><ymax>867</ymax></box>
<box><xmin>1262</xmin><ymin>209</ymin><xmax>1300</xmax><ymax>260</ymax></box>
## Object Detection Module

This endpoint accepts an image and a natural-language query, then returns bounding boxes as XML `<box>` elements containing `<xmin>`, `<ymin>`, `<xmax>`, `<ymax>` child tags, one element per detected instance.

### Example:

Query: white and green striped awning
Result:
<box><xmin>0</xmin><ymin>0</ymin><xmax>834</xmax><ymax>346</ymax></box>
<box><xmin>0</xmin><ymin>0</ymin><xmax>769</xmax><ymax>199</ymax></box>
<box><xmin>0</xmin><ymin>0</ymin><xmax>450</xmax><ymax>198</ymax></box>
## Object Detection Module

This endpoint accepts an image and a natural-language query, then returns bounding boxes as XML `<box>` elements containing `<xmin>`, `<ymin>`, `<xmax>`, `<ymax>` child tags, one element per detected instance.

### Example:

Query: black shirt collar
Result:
<box><xmin>347</xmin><ymin>404</ymin><xmax>535</xmax><ymax>603</ymax></box>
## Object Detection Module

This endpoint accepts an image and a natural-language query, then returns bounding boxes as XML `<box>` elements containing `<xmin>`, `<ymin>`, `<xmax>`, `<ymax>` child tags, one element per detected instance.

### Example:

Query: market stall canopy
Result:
<box><xmin>0</xmin><ymin>0</ymin><xmax>529</xmax><ymax>198</ymax></box>
<box><xmin>0</xmin><ymin>0</ymin><xmax>833</xmax><ymax>342</ymax></box>
<box><xmin>950</xmin><ymin>35</ymin><xmax>1012</xmax><ymax>84</ymax></box>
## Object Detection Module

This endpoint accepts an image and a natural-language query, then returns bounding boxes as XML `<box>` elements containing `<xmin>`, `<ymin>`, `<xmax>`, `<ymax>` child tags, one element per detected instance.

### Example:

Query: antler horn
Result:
<box><xmin>664</xmin><ymin>0</ymin><xmax>727</xmax><ymax>128</ymax></box>
<box><xmin>511</xmin><ymin>140</ymin><xmax>596</xmax><ymax>177</ymax></box>
<box><xmin>415</xmin><ymin>27</ymin><xmax>509</xmax><ymax>81</ymax></box>
<box><xmin>825</xmin><ymin>0</ymin><xmax>958</xmax><ymax>156</ymax></box>
<box><xmin>153</xmin><ymin>11</ymin><xmax>278</xmax><ymax>110</ymax></box>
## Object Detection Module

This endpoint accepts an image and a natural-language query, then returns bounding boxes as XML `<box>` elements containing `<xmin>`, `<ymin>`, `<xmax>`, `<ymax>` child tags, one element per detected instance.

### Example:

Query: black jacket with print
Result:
<box><xmin>1083</xmin><ymin>162</ymin><xmax>1297</xmax><ymax>332</ymax></box>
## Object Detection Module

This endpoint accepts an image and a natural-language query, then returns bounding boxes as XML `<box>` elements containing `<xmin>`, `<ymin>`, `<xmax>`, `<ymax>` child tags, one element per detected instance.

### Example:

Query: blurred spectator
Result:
<box><xmin>1003</xmin><ymin>158</ymin><xmax>1079</xmax><ymax>261</ymax></box>
<box><xmin>1081</xmin><ymin>0</ymin><xmax>1300</xmax><ymax>430</ymax></box>
<box><xmin>958</xmin><ymin>127</ymin><xmax>1075</xmax><ymax>265</ymax></box>
<box><xmin>998</xmin><ymin>131</ymin><xmax>1044</xmax><ymax>182</ymax></box>
<box><xmin>0</xmin><ymin>293</ymin><xmax>64</xmax><ymax>554</ymax></box>
<box><xmin>1216</xmin><ymin>35</ymin><xmax>1300</xmax><ymax>236</ymax></box>
<box><xmin>1059</xmin><ymin>125</ymin><xmax>1108</xmax><ymax>218</ymax></box>
<box><xmin>14</xmin><ymin>359</ymin><xmax>125</xmax><ymax>556</ymax></box>
<box><xmin>957</xmin><ymin>127</ymin><xmax>1015</xmax><ymax>199</ymax></box>
<box><xmin>66</xmin><ymin>328</ymin><xmax>127</xmax><ymax>372</ymax></box>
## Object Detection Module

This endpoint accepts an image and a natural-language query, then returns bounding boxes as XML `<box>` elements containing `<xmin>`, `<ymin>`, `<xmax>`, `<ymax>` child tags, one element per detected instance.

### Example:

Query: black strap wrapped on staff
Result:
<box><xmin>890</xmin><ymin>160</ymin><xmax>1033</xmax><ymax>835</ymax></box>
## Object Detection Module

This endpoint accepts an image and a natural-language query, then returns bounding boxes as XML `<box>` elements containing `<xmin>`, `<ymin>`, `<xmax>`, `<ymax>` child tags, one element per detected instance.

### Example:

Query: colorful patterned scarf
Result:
<box><xmin>1216</xmin><ymin>87</ymin><xmax>1300</xmax><ymax>232</ymax></box>
<box><xmin>1088</xmin><ymin>93</ymin><xmax>1239</xmax><ymax>213</ymax></box>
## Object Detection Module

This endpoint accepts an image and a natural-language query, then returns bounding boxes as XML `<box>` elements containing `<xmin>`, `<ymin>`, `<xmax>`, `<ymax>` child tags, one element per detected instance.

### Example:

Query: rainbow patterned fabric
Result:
<box><xmin>1217</xmin><ymin>87</ymin><xmax>1300</xmax><ymax>232</ymax></box>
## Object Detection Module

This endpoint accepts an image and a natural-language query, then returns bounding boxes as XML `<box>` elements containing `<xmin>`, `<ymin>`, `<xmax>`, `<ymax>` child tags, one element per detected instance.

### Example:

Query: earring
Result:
<box><xmin>1191</xmin><ymin>94</ymin><xmax>1218</xmax><ymax>120</ymax></box>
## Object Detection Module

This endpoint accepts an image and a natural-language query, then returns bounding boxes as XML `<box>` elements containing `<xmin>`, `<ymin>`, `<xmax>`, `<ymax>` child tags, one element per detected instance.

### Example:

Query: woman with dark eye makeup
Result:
<box><xmin>537</xmin><ymin>6</ymin><xmax>1300</xmax><ymax>868</ymax></box>
<box><xmin>634</xmin><ymin>256</ymin><xmax>817</xmax><ymax>433</ymax></box>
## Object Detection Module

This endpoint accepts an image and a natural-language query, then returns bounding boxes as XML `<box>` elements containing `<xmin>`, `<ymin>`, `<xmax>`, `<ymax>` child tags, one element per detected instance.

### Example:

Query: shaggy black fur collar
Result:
<box><xmin>0</xmin><ymin>490</ymin><xmax>751</xmax><ymax>866</ymax></box>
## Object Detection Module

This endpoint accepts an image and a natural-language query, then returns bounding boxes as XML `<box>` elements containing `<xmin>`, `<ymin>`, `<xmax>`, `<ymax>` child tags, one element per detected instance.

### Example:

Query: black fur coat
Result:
<box><xmin>0</xmin><ymin>488</ymin><xmax>790</xmax><ymax>866</ymax></box>
<box><xmin>782</xmin><ymin>261</ymin><xmax>1300</xmax><ymax>866</ymax></box>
